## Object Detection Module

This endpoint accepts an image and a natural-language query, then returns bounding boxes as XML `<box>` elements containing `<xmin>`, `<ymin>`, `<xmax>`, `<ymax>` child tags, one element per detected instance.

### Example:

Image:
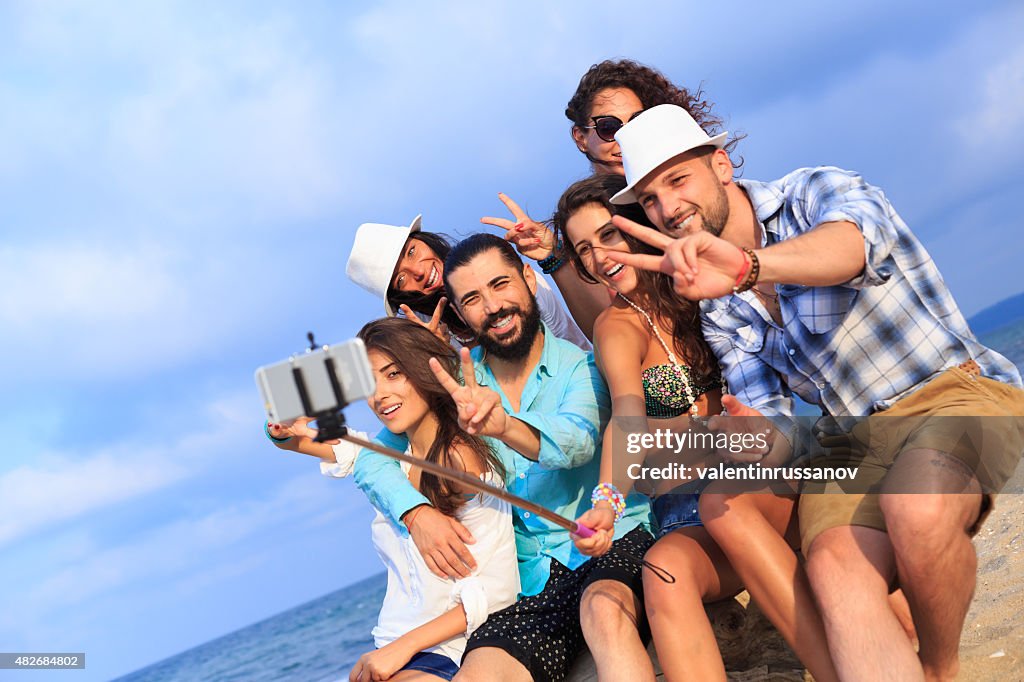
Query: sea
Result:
<box><xmin>115</xmin><ymin>320</ymin><xmax>1024</xmax><ymax>682</ymax></box>
<box><xmin>113</xmin><ymin>573</ymin><xmax>387</xmax><ymax>682</ymax></box>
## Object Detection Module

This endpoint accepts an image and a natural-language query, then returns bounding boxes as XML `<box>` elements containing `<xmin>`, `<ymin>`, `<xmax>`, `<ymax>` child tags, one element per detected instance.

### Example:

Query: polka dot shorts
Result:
<box><xmin>462</xmin><ymin>526</ymin><xmax>655</xmax><ymax>682</ymax></box>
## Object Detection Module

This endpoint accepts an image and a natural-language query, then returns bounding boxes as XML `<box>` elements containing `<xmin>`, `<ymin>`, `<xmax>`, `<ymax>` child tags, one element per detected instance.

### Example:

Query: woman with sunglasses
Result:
<box><xmin>483</xmin><ymin>60</ymin><xmax>734</xmax><ymax>339</ymax></box>
<box><xmin>553</xmin><ymin>174</ymin><xmax>840</xmax><ymax>682</ymax></box>
<box><xmin>566</xmin><ymin>59</ymin><xmax>731</xmax><ymax>177</ymax></box>
<box><xmin>267</xmin><ymin>318</ymin><xmax>519</xmax><ymax>682</ymax></box>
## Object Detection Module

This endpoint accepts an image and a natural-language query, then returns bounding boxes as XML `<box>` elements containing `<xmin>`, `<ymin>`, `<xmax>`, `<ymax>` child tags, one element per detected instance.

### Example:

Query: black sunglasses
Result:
<box><xmin>580</xmin><ymin>111</ymin><xmax>644</xmax><ymax>142</ymax></box>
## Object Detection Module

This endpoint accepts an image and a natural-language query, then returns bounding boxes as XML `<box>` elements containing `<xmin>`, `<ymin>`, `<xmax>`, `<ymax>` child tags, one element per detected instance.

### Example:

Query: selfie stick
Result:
<box><xmin>284</xmin><ymin>334</ymin><xmax>594</xmax><ymax>539</ymax></box>
<box><xmin>340</xmin><ymin>432</ymin><xmax>597</xmax><ymax>539</ymax></box>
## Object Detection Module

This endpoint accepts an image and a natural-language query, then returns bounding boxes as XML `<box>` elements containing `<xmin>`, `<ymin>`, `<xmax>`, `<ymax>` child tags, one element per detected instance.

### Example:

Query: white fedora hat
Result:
<box><xmin>346</xmin><ymin>214</ymin><xmax>423</xmax><ymax>316</ymax></box>
<box><xmin>610</xmin><ymin>104</ymin><xmax>728</xmax><ymax>205</ymax></box>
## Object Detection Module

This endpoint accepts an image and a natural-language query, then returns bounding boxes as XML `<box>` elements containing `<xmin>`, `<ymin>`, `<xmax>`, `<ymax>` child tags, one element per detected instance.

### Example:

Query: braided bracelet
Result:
<box><xmin>591</xmin><ymin>482</ymin><xmax>626</xmax><ymax>522</ymax></box>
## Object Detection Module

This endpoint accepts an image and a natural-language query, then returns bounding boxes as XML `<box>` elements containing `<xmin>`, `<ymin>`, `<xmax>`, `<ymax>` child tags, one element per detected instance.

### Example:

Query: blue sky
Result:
<box><xmin>2</xmin><ymin>1</ymin><xmax>1022</xmax><ymax>680</ymax></box>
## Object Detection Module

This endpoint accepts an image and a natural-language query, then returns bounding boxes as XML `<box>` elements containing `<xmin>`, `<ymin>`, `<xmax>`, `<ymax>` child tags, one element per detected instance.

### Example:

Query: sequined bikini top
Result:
<box><xmin>642</xmin><ymin>364</ymin><xmax>723</xmax><ymax>419</ymax></box>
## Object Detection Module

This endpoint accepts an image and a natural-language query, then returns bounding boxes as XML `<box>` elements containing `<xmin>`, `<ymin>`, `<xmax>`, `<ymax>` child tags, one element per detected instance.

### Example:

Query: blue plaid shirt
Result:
<box><xmin>701</xmin><ymin>167</ymin><xmax>1021</xmax><ymax>417</ymax></box>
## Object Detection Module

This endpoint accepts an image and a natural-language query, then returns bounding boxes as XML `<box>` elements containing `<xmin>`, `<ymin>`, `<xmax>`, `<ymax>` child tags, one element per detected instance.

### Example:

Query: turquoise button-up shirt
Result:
<box><xmin>353</xmin><ymin>324</ymin><xmax>653</xmax><ymax>597</ymax></box>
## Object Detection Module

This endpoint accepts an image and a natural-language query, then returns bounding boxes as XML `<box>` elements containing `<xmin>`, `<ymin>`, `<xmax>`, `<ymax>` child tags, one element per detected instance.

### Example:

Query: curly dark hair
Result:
<box><xmin>551</xmin><ymin>174</ymin><xmax>718</xmax><ymax>380</ymax></box>
<box><xmin>357</xmin><ymin>317</ymin><xmax>504</xmax><ymax>516</ymax></box>
<box><xmin>565</xmin><ymin>59</ymin><xmax>742</xmax><ymax>165</ymax></box>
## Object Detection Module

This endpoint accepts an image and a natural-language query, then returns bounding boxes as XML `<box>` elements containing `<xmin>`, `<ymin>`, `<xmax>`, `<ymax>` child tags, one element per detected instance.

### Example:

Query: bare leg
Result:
<box><xmin>880</xmin><ymin>448</ymin><xmax>984</xmax><ymax>682</ymax></box>
<box><xmin>642</xmin><ymin>527</ymin><xmax>741</xmax><ymax>682</ymax></box>
<box><xmin>580</xmin><ymin>578</ymin><xmax>655</xmax><ymax>682</ymax></box>
<box><xmin>391</xmin><ymin>670</ymin><xmax>455</xmax><ymax>681</ymax></box>
<box><xmin>454</xmin><ymin>647</ymin><xmax>532</xmax><ymax>682</ymax></box>
<box><xmin>700</xmin><ymin>492</ymin><xmax>839</xmax><ymax>682</ymax></box>
<box><xmin>805</xmin><ymin>525</ymin><xmax>923</xmax><ymax>681</ymax></box>
<box><xmin>889</xmin><ymin>588</ymin><xmax>918</xmax><ymax>647</ymax></box>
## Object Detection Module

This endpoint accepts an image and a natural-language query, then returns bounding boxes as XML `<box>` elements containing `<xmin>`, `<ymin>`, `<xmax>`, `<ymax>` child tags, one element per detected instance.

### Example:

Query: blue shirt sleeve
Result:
<box><xmin>511</xmin><ymin>353</ymin><xmax>610</xmax><ymax>469</ymax></box>
<box><xmin>352</xmin><ymin>427</ymin><xmax>425</xmax><ymax>531</ymax></box>
<box><xmin>797</xmin><ymin>168</ymin><xmax>899</xmax><ymax>289</ymax></box>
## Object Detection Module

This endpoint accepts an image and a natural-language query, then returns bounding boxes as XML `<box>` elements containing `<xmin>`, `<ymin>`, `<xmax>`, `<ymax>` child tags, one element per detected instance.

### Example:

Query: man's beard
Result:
<box><xmin>475</xmin><ymin>296</ymin><xmax>542</xmax><ymax>361</ymax></box>
<box><xmin>668</xmin><ymin>182</ymin><xmax>730</xmax><ymax>237</ymax></box>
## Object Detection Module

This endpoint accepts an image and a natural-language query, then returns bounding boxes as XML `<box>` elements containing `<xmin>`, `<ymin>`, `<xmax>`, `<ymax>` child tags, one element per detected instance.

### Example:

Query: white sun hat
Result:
<box><xmin>610</xmin><ymin>104</ymin><xmax>729</xmax><ymax>205</ymax></box>
<box><xmin>345</xmin><ymin>214</ymin><xmax>423</xmax><ymax>316</ymax></box>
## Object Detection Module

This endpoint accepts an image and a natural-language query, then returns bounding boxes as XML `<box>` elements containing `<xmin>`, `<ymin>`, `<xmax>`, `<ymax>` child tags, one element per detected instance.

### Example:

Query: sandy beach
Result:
<box><xmin>958</xmin><ymin>459</ymin><xmax>1024</xmax><ymax>680</ymax></box>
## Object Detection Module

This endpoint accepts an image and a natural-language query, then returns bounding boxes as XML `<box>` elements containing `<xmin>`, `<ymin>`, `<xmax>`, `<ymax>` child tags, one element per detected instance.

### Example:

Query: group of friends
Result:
<box><xmin>264</xmin><ymin>59</ymin><xmax>1024</xmax><ymax>682</ymax></box>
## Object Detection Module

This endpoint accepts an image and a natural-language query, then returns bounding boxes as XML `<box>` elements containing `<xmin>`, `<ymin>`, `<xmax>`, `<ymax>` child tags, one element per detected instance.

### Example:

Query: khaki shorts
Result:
<box><xmin>799</xmin><ymin>361</ymin><xmax>1024</xmax><ymax>556</ymax></box>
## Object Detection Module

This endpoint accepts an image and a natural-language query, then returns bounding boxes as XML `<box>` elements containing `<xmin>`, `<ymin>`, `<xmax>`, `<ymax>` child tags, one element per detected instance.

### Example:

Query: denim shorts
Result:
<box><xmin>400</xmin><ymin>650</ymin><xmax>458</xmax><ymax>680</ymax></box>
<box><xmin>652</xmin><ymin>492</ymin><xmax>703</xmax><ymax>537</ymax></box>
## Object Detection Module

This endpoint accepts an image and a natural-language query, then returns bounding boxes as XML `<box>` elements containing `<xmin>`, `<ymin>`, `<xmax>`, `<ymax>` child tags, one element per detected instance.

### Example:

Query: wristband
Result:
<box><xmin>732</xmin><ymin>249</ymin><xmax>751</xmax><ymax>290</ymax></box>
<box><xmin>264</xmin><ymin>421</ymin><xmax>292</xmax><ymax>444</ymax></box>
<box><xmin>733</xmin><ymin>247</ymin><xmax>760</xmax><ymax>293</ymax></box>
<box><xmin>538</xmin><ymin>254</ymin><xmax>564</xmax><ymax>274</ymax></box>
<box><xmin>538</xmin><ymin>233</ymin><xmax>565</xmax><ymax>274</ymax></box>
<box><xmin>402</xmin><ymin>504</ymin><xmax>430</xmax><ymax>530</ymax></box>
<box><xmin>591</xmin><ymin>482</ymin><xmax>626</xmax><ymax>522</ymax></box>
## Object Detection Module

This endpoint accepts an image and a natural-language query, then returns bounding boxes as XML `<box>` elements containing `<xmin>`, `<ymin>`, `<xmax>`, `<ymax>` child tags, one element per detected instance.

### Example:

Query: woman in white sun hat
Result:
<box><xmin>346</xmin><ymin>214</ymin><xmax>590</xmax><ymax>350</ymax></box>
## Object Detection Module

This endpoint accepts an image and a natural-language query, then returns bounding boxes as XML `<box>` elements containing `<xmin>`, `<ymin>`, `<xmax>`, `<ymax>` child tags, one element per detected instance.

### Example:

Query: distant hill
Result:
<box><xmin>969</xmin><ymin>292</ymin><xmax>1024</xmax><ymax>335</ymax></box>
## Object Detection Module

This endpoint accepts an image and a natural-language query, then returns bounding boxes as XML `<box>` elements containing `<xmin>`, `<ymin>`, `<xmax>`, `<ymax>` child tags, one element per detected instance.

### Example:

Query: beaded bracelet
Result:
<box><xmin>733</xmin><ymin>246</ymin><xmax>760</xmax><ymax>293</ymax></box>
<box><xmin>537</xmin><ymin>233</ymin><xmax>565</xmax><ymax>274</ymax></box>
<box><xmin>264</xmin><ymin>421</ymin><xmax>292</xmax><ymax>444</ymax></box>
<box><xmin>591</xmin><ymin>482</ymin><xmax>626</xmax><ymax>522</ymax></box>
<box><xmin>538</xmin><ymin>252</ymin><xmax>564</xmax><ymax>274</ymax></box>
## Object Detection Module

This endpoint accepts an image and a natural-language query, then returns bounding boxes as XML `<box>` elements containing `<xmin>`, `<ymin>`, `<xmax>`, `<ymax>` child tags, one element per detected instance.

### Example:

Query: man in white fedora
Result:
<box><xmin>602</xmin><ymin>103</ymin><xmax>1024</xmax><ymax>681</ymax></box>
<box><xmin>345</xmin><ymin>215</ymin><xmax>591</xmax><ymax>350</ymax></box>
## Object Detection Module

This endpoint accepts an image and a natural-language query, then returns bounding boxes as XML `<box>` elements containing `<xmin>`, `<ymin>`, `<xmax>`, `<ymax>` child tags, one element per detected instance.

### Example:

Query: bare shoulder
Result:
<box><xmin>594</xmin><ymin>306</ymin><xmax>647</xmax><ymax>358</ymax></box>
<box><xmin>446</xmin><ymin>438</ymin><xmax>489</xmax><ymax>478</ymax></box>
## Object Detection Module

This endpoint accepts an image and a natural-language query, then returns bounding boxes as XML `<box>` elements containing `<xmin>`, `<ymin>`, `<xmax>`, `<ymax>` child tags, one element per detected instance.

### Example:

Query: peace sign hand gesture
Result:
<box><xmin>429</xmin><ymin>347</ymin><xmax>509</xmax><ymax>437</ymax></box>
<box><xmin>399</xmin><ymin>296</ymin><xmax>450</xmax><ymax>344</ymax></box>
<box><xmin>481</xmin><ymin>192</ymin><xmax>557</xmax><ymax>262</ymax></box>
<box><xmin>605</xmin><ymin>215</ymin><xmax>748</xmax><ymax>300</ymax></box>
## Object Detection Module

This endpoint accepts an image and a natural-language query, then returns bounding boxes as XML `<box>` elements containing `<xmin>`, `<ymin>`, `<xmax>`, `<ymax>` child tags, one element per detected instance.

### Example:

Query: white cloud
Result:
<box><xmin>0</xmin><ymin>452</ymin><xmax>188</xmax><ymax>547</ymax></box>
<box><xmin>8</xmin><ymin>473</ymin><xmax>360</xmax><ymax>620</ymax></box>
<box><xmin>0</xmin><ymin>237</ymin><xmax>275</xmax><ymax>382</ymax></box>
<box><xmin>0</xmin><ymin>389</ymin><xmax>257</xmax><ymax>548</ymax></box>
<box><xmin>738</xmin><ymin>3</ymin><xmax>1024</xmax><ymax>229</ymax></box>
<box><xmin>1</xmin><ymin>1</ymin><xmax>355</xmax><ymax>228</ymax></box>
<box><xmin>956</xmin><ymin>40</ymin><xmax>1024</xmax><ymax>160</ymax></box>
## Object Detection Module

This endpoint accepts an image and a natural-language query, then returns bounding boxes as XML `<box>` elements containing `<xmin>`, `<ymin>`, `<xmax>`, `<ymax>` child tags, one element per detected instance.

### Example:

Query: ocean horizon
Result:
<box><xmin>113</xmin><ymin>572</ymin><xmax>386</xmax><ymax>682</ymax></box>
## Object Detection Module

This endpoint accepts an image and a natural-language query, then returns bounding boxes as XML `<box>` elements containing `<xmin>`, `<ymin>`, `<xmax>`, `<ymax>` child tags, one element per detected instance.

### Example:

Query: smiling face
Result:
<box><xmin>634</xmin><ymin>148</ymin><xmax>733</xmax><ymax>238</ymax></box>
<box><xmin>565</xmin><ymin>202</ymin><xmax>640</xmax><ymax>295</ymax></box>
<box><xmin>572</xmin><ymin>87</ymin><xmax>644</xmax><ymax>175</ymax></box>
<box><xmin>447</xmin><ymin>247</ymin><xmax>541</xmax><ymax>361</ymax></box>
<box><xmin>367</xmin><ymin>348</ymin><xmax>431</xmax><ymax>435</ymax></box>
<box><xmin>391</xmin><ymin>236</ymin><xmax>444</xmax><ymax>295</ymax></box>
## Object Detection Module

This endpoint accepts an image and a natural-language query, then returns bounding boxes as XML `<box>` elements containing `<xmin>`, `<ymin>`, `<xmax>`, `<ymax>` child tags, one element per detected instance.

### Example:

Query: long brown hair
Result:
<box><xmin>357</xmin><ymin>317</ymin><xmax>505</xmax><ymax>515</ymax></box>
<box><xmin>551</xmin><ymin>174</ymin><xmax>718</xmax><ymax>380</ymax></box>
